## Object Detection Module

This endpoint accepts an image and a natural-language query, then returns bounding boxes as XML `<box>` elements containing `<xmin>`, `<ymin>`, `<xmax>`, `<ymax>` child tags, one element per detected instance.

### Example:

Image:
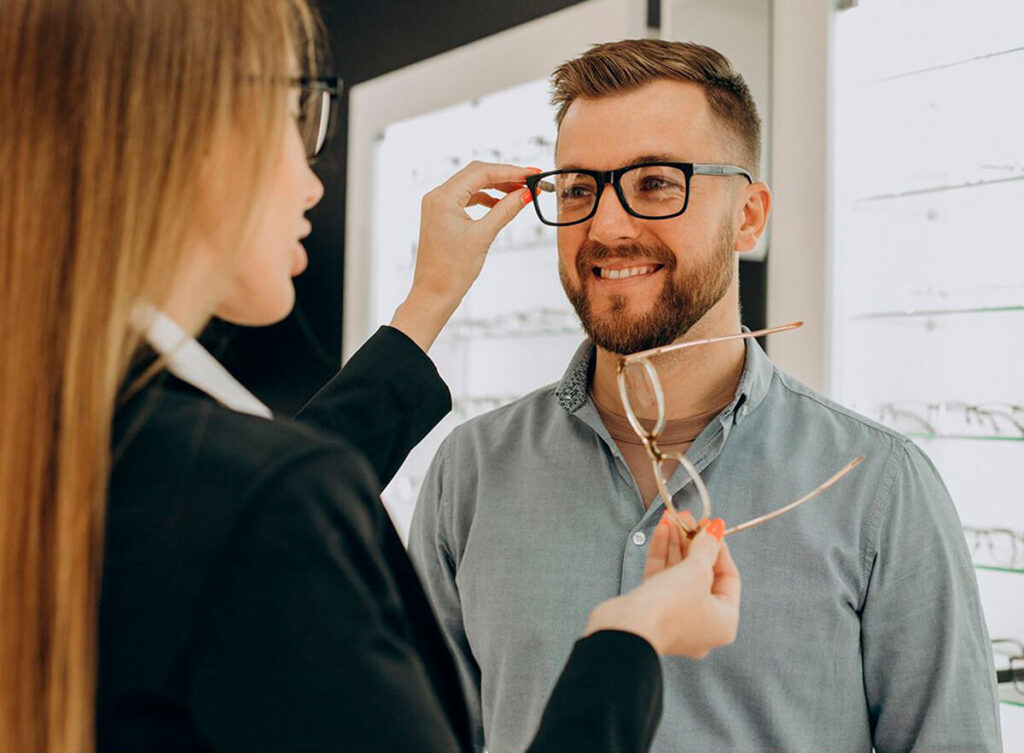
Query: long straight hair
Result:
<box><xmin>0</xmin><ymin>1</ymin><xmax>321</xmax><ymax>749</ymax></box>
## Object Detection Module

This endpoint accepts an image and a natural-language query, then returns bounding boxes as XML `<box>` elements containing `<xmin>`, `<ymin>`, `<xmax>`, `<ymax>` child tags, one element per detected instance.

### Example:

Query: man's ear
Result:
<box><xmin>734</xmin><ymin>182</ymin><xmax>771</xmax><ymax>253</ymax></box>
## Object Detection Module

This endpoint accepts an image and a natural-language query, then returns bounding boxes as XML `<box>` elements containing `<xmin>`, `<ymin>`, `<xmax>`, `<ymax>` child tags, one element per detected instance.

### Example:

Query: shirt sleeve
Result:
<box><xmin>407</xmin><ymin>438</ymin><xmax>488</xmax><ymax>751</ymax></box>
<box><xmin>296</xmin><ymin>325</ymin><xmax>452</xmax><ymax>488</ymax></box>
<box><xmin>187</xmin><ymin>446</ymin><xmax>465</xmax><ymax>753</ymax></box>
<box><xmin>860</xmin><ymin>440</ymin><xmax>1003</xmax><ymax>752</ymax></box>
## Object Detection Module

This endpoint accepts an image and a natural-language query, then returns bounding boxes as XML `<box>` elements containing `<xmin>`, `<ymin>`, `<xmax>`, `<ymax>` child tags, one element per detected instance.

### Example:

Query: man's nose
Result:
<box><xmin>587</xmin><ymin>183</ymin><xmax>641</xmax><ymax>246</ymax></box>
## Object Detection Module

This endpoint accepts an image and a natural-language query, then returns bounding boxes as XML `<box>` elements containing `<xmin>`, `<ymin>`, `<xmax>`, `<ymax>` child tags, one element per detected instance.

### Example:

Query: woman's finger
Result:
<box><xmin>684</xmin><ymin>526</ymin><xmax>725</xmax><ymax>571</ymax></box>
<box><xmin>667</xmin><ymin>517</ymin><xmax>684</xmax><ymax>566</ymax></box>
<box><xmin>711</xmin><ymin>540</ymin><xmax>741</xmax><ymax>606</ymax></box>
<box><xmin>442</xmin><ymin>161</ymin><xmax>540</xmax><ymax>208</ymax></box>
<box><xmin>644</xmin><ymin>519</ymin><xmax>671</xmax><ymax>579</ymax></box>
<box><xmin>466</xmin><ymin>192</ymin><xmax>499</xmax><ymax>209</ymax></box>
<box><xmin>491</xmin><ymin>180</ymin><xmax>532</xmax><ymax>194</ymax></box>
<box><xmin>475</xmin><ymin>186</ymin><xmax>532</xmax><ymax>239</ymax></box>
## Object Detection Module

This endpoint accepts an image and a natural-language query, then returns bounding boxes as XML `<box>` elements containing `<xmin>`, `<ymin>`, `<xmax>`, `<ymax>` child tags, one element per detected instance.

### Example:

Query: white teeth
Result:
<box><xmin>598</xmin><ymin>265</ymin><xmax>656</xmax><ymax>280</ymax></box>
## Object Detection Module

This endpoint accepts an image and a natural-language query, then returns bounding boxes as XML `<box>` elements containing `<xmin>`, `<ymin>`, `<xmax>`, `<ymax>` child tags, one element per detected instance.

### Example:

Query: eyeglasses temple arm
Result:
<box><xmin>724</xmin><ymin>455</ymin><xmax>865</xmax><ymax>537</ymax></box>
<box><xmin>621</xmin><ymin>321</ymin><xmax>803</xmax><ymax>365</ymax></box>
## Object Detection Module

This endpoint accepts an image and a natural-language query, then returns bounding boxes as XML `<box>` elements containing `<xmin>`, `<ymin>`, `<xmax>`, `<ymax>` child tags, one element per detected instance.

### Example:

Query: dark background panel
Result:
<box><xmin>212</xmin><ymin>0</ymin><xmax>766</xmax><ymax>414</ymax></box>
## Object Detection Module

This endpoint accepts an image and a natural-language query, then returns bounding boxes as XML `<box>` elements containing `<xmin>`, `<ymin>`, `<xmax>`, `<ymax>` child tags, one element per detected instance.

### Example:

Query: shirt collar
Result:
<box><xmin>131</xmin><ymin>305</ymin><xmax>273</xmax><ymax>419</ymax></box>
<box><xmin>555</xmin><ymin>329</ymin><xmax>775</xmax><ymax>426</ymax></box>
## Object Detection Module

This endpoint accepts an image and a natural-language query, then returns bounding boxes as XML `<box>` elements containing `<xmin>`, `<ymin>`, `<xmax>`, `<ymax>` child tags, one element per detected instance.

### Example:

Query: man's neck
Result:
<box><xmin>590</xmin><ymin>308</ymin><xmax>747</xmax><ymax>421</ymax></box>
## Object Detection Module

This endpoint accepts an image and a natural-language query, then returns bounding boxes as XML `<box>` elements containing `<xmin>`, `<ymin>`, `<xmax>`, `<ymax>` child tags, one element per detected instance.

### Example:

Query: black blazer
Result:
<box><xmin>99</xmin><ymin>326</ymin><xmax>662</xmax><ymax>752</ymax></box>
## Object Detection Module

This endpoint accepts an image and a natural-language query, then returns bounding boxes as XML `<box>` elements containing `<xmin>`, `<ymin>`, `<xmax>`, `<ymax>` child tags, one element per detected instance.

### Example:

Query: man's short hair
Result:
<box><xmin>551</xmin><ymin>39</ymin><xmax>762</xmax><ymax>175</ymax></box>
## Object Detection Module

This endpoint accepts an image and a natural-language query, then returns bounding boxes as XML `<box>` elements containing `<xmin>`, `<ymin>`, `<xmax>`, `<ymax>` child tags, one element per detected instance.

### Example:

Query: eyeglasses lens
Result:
<box><xmin>620</xmin><ymin>165</ymin><xmax>688</xmax><ymax>218</ymax></box>
<box><xmin>534</xmin><ymin>173</ymin><xmax>596</xmax><ymax>226</ymax></box>
<box><xmin>297</xmin><ymin>88</ymin><xmax>331</xmax><ymax>160</ymax></box>
<box><xmin>621</xmin><ymin>361</ymin><xmax>661</xmax><ymax>438</ymax></box>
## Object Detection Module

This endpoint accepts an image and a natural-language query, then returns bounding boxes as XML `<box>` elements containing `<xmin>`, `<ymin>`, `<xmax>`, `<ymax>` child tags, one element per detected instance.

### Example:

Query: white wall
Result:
<box><xmin>766</xmin><ymin>0</ymin><xmax>831</xmax><ymax>393</ymax></box>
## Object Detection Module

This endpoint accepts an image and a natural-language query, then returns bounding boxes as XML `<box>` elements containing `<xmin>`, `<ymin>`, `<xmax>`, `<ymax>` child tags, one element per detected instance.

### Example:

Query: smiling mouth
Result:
<box><xmin>593</xmin><ymin>263</ymin><xmax>663</xmax><ymax>280</ymax></box>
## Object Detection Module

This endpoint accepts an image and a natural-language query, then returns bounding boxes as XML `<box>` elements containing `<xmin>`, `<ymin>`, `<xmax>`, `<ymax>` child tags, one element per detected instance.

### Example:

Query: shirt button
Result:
<box><xmin>632</xmin><ymin>531</ymin><xmax>647</xmax><ymax>546</ymax></box>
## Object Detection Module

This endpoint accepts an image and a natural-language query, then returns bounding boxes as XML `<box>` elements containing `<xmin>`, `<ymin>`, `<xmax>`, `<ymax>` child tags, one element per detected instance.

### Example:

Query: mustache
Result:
<box><xmin>575</xmin><ymin>240</ymin><xmax>677</xmax><ymax>277</ymax></box>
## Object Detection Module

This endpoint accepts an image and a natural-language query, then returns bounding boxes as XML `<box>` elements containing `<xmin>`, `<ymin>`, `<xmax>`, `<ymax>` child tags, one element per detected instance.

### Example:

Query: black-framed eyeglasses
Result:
<box><xmin>290</xmin><ymin>76</ymin><xmax>341</xmax><ymax>163</ymax></box>
<box><xmin>524</xmin><ymin>161</ymin><xmax>753</xmax><ymax>227</ymax></box>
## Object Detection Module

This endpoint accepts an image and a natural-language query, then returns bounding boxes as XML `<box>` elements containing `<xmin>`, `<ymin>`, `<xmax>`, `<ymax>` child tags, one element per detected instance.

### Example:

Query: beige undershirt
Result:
<box><xmin>592</xmin><ymin>390</ymin><xmax>728</xmax><ymax>509</ymax></box>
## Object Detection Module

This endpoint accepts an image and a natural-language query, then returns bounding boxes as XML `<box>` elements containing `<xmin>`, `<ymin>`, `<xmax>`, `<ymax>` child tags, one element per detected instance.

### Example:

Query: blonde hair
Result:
<box><xmin>551</xmin><ymin>39</ymin><xmax>762</xmax><ymax>174</ymax></box>
<box><xmin>0</xmin><ymin>1</ymin><xmax>322</xmax><ymax>749</ymax></box>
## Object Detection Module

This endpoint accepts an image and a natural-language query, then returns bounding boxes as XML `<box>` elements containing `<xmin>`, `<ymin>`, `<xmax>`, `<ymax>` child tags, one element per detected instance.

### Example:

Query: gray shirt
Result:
<box><xmin>409</xmin><ymin>338</ymin><xmax>1002</xmax><ymax>753</ymax></box>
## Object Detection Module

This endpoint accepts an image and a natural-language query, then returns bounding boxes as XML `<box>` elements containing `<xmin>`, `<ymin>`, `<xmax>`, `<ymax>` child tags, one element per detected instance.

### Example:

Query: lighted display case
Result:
<box><xmin>830</xmin><ymin>0</ymin><xmax>1024</xmax><ymax>741</ymax></box>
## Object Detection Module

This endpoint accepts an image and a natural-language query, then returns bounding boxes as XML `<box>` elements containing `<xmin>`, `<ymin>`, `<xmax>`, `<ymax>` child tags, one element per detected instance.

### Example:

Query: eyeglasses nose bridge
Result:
<box><xmin>590</xmin><ymin>169</ymin><xmax>634</xmax><ymax>220</ymax></box>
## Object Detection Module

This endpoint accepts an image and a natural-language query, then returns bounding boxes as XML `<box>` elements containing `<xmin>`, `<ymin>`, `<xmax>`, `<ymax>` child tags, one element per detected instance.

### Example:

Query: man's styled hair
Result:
<box><xmin>551</xmin><ymin>39</ymin><xmax>762</xmax><ymax>175</ymax></box>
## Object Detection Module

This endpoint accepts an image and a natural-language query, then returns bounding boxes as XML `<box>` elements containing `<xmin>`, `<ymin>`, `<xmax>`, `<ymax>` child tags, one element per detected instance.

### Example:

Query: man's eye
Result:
<box><xmin>641</xmin><ymin>177</ymin><xmax>672</xmax><ymax>191</ymax></box>
<box><xmin>561</xmin><ymin>185</ymin><xmax>593</xmax><ymax>200</ymax></box>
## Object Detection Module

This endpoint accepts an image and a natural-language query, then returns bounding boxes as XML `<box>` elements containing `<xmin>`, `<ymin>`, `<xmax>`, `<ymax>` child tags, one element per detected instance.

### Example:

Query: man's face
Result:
<box><xmin>555</xmin><ymin>79</ymin><xmax>743</xmax><ymax>355</ymax></box>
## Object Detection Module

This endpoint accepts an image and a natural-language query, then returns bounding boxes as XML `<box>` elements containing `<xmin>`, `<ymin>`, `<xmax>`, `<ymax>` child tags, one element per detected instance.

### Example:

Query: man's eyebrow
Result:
<box><xmin>554</xmin><ymin>154</ymin><xmax>685</xmax><ymax>170</ymax></box>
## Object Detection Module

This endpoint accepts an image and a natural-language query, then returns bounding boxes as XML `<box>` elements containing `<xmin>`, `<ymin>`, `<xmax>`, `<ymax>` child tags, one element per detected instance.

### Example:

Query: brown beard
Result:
<box><xmin>559</xmin><ymin>225</ymin><xmax>735</xmax><ymax>355</ymax></box>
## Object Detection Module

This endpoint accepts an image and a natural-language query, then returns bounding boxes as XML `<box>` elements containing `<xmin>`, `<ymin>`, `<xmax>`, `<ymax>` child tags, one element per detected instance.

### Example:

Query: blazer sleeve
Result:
<box><xmin>187</xmin><ymin>444</ymin><xmax>465</xmax><ymax>753</ymax></box>
<box><xmin>296</xmin><ymin>326</ymin><xmax>451</xmax><ymax>487</ymax></box>
<box><xmin>188</xmin><ymin>442</ymin><xmax>664</xmax><ymax>753</ymax></box>
<box><xmin>527</xmin><ymin>631</ymin><xmax>663</xmax><ymax>753</ymax></box>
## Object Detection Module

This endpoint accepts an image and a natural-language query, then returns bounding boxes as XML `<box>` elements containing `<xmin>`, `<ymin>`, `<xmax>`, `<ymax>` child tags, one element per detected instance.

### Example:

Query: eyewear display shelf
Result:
<box><xmin>830</xmin><ymin>0</ymin><xmax>1024</xmax><ymax>742</ymax></box>
<box><xmin>1002</xmin><ymin>687</ymin><xmax>1024</xmax><ymax>709</ymax></box>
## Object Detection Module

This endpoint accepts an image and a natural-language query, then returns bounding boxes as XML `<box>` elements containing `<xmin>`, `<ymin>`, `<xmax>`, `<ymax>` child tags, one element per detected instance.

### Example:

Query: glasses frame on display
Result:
<box><xmin>877</xmin><ymin>400</ymin><xmax>1024</xmax><ymax>440</ymax></box>
<box><xmin>524</xmin><ymin>161</ymin><xmax>753</xmax><ymax>227</ymax></box>
<box><xmin>963</xmin><ymin>526</ymin><xmax>1024</xmax><ymax>570</ymax></box>
<box><xmin>615</xmin><ymin>322</ymin><xmax>866</xmax><ymax>538</ymax></box>
<box><xmin>992</xmin><ymin>639</ymin><xmax>1024</xmax><ymax>695</ymax></box>
<box><xmin>290</xmin><ymin>76</ymin><xmax>341</xmax><ymax>163</ymax></box>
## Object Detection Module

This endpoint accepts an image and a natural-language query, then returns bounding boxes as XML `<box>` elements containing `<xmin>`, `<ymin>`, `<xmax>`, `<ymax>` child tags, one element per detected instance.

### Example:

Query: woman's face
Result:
<box><xmin>210</xmin><ymin>86</ymin><xmax>325</xmax><ymax>326</ymax></box>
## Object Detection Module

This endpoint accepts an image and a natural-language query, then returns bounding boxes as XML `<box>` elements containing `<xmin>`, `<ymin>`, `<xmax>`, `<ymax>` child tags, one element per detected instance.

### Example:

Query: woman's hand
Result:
<box><xmin>584</xmin><ymin>519</ymin><xmax>740</xmax><ymax>659</ymax></box>
<box><xmin>390</xmin><ymin>161</ymin><xmax>538</xmax><ymax>352</ymax></box>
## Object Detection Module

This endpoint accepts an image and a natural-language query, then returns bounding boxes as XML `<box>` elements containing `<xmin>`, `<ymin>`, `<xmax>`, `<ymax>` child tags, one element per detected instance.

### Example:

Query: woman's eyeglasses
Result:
<box><xmin>290</xmin><ymin>76</ymin><xmax>341</xmax><ymax>163</ymax></box>
<box><xmin>615</xmin><ymin>322</ymin><xmax>866</xmax><ymax>537</ymax></box>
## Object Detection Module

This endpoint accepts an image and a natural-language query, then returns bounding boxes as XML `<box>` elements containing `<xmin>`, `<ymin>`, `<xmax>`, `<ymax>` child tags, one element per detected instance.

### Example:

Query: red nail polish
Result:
<box><xmin>706</xmin><ymin>518</ymin><xmax>726</xmax><ymax>541</ymax></box>
<box><xmin>527</xmin><ymin>166</ymin><xmax>542</xmax><ymax>173</ymax></box>
<box><xmin>521</xmin><ymin>189</ymin><xmax>533</xmax><ymax>204</ymax></box>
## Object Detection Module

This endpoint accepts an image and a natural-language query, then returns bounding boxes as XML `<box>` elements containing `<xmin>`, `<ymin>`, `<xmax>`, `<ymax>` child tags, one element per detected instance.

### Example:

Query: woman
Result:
<box><xmin>0</xmin><ymin>1</ymin><xmax>740</xmax><ymax>751</ymax></box>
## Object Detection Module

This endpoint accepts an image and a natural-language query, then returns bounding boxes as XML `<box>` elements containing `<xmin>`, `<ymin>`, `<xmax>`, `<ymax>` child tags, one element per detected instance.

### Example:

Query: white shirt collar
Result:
<box><xmin>132</xmin><ymin>305</ymin><xmax>273</xmax><ymax>420</ymax></box>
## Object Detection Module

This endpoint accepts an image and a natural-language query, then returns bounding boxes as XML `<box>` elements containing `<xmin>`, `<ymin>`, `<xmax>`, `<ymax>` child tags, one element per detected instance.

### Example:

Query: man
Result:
<box><xmin>409</xmin><ymin>39</ymin><xmax>1001</xmax><ymax>752</ymax></box>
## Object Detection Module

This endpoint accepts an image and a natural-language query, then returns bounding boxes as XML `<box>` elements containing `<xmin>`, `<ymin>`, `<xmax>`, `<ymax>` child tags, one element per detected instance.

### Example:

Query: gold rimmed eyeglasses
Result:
<box><xmin>615</xmin><ymin>322</ymin><xmax>865</xmax><ymax>537</ymax></box>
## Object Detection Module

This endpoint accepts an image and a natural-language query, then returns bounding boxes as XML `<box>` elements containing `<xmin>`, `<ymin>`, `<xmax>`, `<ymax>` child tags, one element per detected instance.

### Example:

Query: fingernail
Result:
<box><xmin>658</xmin><ymin>517</ymin><xmax>669</xmax><ymax>528</ymax></box>
<box><xmin>680</xmin><ymin>511</ymin><xmax>696</xmax><ymax>526</ymax></box>
<box><xmin>527</xmin><ymin>166</ymin><xmax>542</xmax><ymax>173</ymax></box>
<box><xmin>521</xmin><ymin>189</ymin><xmax>533</xmax><ymax>204</ymax></box>
<box><xmin>699</xmin><ymin>517</ymin><xmax>709</xmax><ymax>529</ymax></box>
<box><xmin>706</xmin><ymin>518</ymin><xmax>726</xmax><ymax>541</ymax></box>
